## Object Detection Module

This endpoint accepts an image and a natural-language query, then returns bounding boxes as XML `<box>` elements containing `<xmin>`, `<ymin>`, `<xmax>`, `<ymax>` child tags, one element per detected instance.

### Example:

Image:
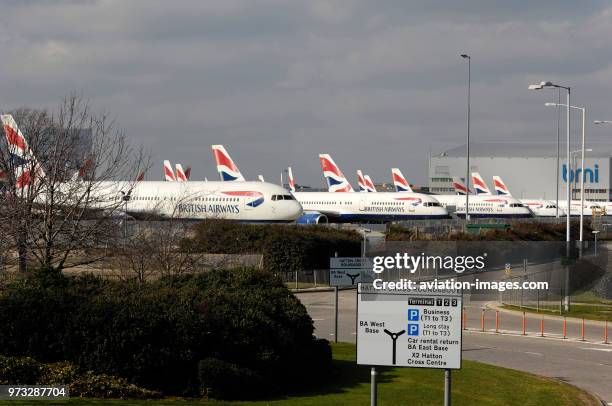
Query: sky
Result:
<box><xmin>1</xmin><ymin>0</ymin><xmax>612</xmax><ymax>187</ymax></box>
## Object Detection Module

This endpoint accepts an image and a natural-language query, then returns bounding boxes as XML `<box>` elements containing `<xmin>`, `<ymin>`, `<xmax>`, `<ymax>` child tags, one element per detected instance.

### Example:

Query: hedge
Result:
<box><xmin>0</xmin><ymin>268</ymin><xmax>331</xmax><ymax>398</ymax></box>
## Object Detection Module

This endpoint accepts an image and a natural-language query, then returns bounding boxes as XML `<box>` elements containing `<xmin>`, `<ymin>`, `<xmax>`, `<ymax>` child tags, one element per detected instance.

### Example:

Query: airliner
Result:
<box><xmin>492</xmin><ymin>176</ymin><xmax>563</xmax><ymax>217</ymax></box>
<box><xmin>438</xmin><ymin>174</ymin><xmax>531</xmax><ymax>218</ymax></box>
<box><xmin>209</xmin><ymin>145</ymin><xmax>449</xmax><ymax>222</ymax></box>
<box><xmin>391</xmin><ymin>168</ymin><xmax>413</xmax><ymax>192</ymax></box>
<box><xmin>357</xmin><ymin>170</ymin><xmax>376</xmax><ymax>192</ymax></box>
<box><xmin>1</xmin><ymin>115</ymin><xmax>302</xmax><ymax>223</ymax></box>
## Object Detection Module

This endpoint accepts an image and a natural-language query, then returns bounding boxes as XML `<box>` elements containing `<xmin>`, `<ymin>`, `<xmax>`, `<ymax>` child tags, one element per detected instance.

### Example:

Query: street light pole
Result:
<box><xmin>461</xmin><ymin>54</ymin><xmax>471</xmax><ymax>222</ymax></box>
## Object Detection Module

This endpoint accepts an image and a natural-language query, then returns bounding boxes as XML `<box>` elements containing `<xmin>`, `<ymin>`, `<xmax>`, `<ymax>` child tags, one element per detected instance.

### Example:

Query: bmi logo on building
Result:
<box><xmin>562</xmin><ymin>164</ymin><xmax>599</xmax><ymax>183</ymax></box>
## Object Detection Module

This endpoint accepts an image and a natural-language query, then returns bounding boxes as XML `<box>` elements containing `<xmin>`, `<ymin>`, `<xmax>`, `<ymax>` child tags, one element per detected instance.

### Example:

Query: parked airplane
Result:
<box><xmin>163</xmin><ymin>160</ymin><xmax>176</xmax><ymax>181</ymax></box>
<box><xmin>1</xmin><ymin>116</ymin><xmax>302</xmax><ymax>223</ymax></box>
<box><xmin>442</xmin><ymin>175</ymin><xmax>531</xmax><ymax>218</ymax></box>
<box><xmin>492</xmin><ymin>176</ymin><xmax>562</xmax><ymax>217</ymax></box>
<box><xmin>391</xmin><ymin>168</ymin><xmax>413</xmax><ymax>193</ymax></box>
<box><xmin>175</xmin><ymin>164</ymin><xmax>188</xmax><ymax>182</ymax></box>
<box><xmin>364</xmin><ymin>175</ymin><xmax>377</xmax><ymax>192</ymax></box>
<box><xmin>212</xmin><ymin>145</ymin><xmax>245</xmax><ymax>181</ymax></box>
<box><xmin>287</xmin><ymin>166</ymin><xmax>296</xmax><ymax>192</ymax></box>
<box><xmin>320</xmin><ymin>154</ymin><xmax>354</xmax><ymax>192</ymax></box>
<box><xmin>297</xmin><ymin>156</ymin><xmax>448</xmax><ymax>222</ymax></box>
<box><xmin>471</xmin><ymin>172</ymin><xmax>492</xmax><ymax>195</ymax></box>
<box><xmin>357</xmin><ymin>170</ymin><xmax>369</xmax><ymax>192</ymax></box>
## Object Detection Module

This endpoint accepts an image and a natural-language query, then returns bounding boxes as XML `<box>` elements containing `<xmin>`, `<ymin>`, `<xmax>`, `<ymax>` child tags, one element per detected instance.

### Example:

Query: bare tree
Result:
<box><xmin>0</xmin><ymin>94</ymin><xmax>149</xmax><ymax>274</ymax></box>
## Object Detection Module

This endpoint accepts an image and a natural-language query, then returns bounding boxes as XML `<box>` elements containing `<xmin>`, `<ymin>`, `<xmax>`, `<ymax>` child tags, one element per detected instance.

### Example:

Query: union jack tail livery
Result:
<box><xmin>451</xmin><ymin>177</ymin><xmax>470</xmax><ymax>195</ymax></box>
<box><xmin>319</xmin><ymin>154</ymin><xmax>353</xmax><ymax>192</ymax></box>
<box><xmin>364</xmin><ymin>175</ymin><xmax>377</xmax><ymax>192</ymax></box>
<box><xmin>212</xmin><ymin>145</ymin><xmax>245</xmax><ymax>181</ymax></box>
<box><xmin>287</xmin><ymin>167</ymin><xmax>296</xmax><ymax>192</ymax></box>
<box><xmin>1</xmin><ymin>114</ymin><xmax>45</xmax><ymax>189</ymax></box>
<box><xmin>471</xmin><ymin>172</ymin><xmax>491</xmax><ymax>195</ymax></box>
<box><xmin>357</xmin><ymin>170</ymin><xmax>368</xmax><ymax>192</ymax></box>
<box><xmin>492</xmin><ymin>176</ymin><xmax>511</xmax><ymax>196</ymax></box>
<box><xmin>258</xmin><ymin>175</ymin><xmax>265</xmax><ymax>182</ymax></box>
<box><xmin>175</xmin><ymin>164</ymin><xmax>188</xmax><ymax>182</ymax></box>
<box><xmin>391</xmin><ymin>168</ymin><xmax>413</xmax><ymax>193</ymax></box>
<box><xmin>163</xmin><ymin>160</ymin><xmax>176</xmax><ymax>181</ymax></box>
<box><xmin>184</xmin><ymin>166</ymin><xmax>191</xmax><ymax>180</ymax></box>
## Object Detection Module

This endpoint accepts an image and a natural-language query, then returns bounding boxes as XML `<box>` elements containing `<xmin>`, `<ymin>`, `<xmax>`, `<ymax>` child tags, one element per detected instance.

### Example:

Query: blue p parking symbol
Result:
<box><xmin>408</xmin><ymin>309</ymin><xmax>419</xmax><ymax>321</ymax></box>
<box><xmin>407</xmin><ymin>324</ymin><xmax>419</xmax><ymax>336</ymax></box>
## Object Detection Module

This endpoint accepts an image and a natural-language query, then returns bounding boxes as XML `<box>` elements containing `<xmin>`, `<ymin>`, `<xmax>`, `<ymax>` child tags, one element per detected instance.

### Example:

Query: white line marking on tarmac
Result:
<box><xmin>580</xmin><ymin>347</ymin><xmax>612</xmax><ymax>352</ymax></box>
<box><xmin>312</xmin><ymin>318</ymin><xmax>325</xmax><ymax>321</ymax></box>
<box><xmin>524</xmin><ymin>351</ymin><xmax>542</xmax><ymax>356</ymax></box>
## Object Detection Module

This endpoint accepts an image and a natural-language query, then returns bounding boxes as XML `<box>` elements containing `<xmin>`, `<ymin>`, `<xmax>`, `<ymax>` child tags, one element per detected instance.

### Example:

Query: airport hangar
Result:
<box><xmin>428</xmin><ymin>143</ymin><xmax>612</xmax><ymax>202</ymax></box>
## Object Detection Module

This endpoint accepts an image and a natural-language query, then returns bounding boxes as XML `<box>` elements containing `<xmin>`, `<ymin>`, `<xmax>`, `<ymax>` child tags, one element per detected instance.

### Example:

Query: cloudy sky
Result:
<box><xmin>2</xmin><ymin>0</ymin><xmax>612</xmax><ymax>187</ymax></box>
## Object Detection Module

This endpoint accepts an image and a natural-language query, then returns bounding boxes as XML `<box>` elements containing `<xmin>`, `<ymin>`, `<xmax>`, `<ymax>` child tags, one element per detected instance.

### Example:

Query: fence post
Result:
<box><xmin>295</xmin><ymin>270</ymin><xmax>298</xmax><ymax>289</ymax></box>
<box><xmin>563</xmin><ymin>317</ymin><xmax>567</xmax><ymax>339</ymax></box>
<box><xmin>495</xmin><ymin>310</ymin><xmax>499</xmax><ymax>333</ymax></box>
<box><xmin>540</xmin><ymin>317</ymin><xmax>544</xmax><ymax>337</ymax></box>
<box><xmin>314</xmin><ymin>269</ymin><xmax>317</xmax><ymax>288</ymax></box>
<box><xmin>605</xmin><ymin>321</ymin><xmax>609</xmax><ymax>344</ymax></box>
<box><xmin>522</xmin><ymin>312</ymin><xmax>526</xmax><ymax>336</ymax></box>
<box><xmin>581</xmin><ymin>319</ymin><xmax>585</xmax><ymax>341</ymax></box>
<box><xmin>463</xmin><ymin>307</ymin><xmax>467</xmax><ymax>330</ymax></box>
<box><xmin>481</xmin><ymin>308</ymin><xmax>485</xmax><ymax>332</ymax></box>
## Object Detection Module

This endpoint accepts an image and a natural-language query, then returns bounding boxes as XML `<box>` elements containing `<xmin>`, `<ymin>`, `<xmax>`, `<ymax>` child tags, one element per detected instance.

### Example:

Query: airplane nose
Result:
<box><xmin>288</xmin><ymin>201</ymin><xmax>303</xmax><ymax>220</ymax></box>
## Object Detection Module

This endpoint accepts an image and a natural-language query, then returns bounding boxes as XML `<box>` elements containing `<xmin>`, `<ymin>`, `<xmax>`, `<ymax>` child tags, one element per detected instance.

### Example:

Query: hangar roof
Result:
<box><xmin>435</xmin><ymin>143</ymin><xmax>612</xmax><ymax>158</ymax></box>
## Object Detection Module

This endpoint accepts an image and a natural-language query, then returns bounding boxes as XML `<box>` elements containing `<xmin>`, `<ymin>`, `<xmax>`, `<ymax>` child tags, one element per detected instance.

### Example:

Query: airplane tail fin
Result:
<box><xmin>492</xmin><ymin>175</ymin><xmax>511</xmax><ymax>196</ymax></box>
<box><xmin>184</xmin><ymin>166</ymin><xmax>191</xmax><ymax>180</ymax></box>
<box><xmin>287</xmin><ymin>166</ymin><xmax>296</xmax><ymax>192</ymax></box>
<box><xmin>319</xmin><ymin>154</ymin><xmax>353</xmax><ymax>192</ymax></box>
<box><xmin>471</xmin><ymin>172</ymin><xmax>491</xmax><ymax>195</ymax></box>
<box><xmin>212</xmin><ymin>145</ymin><xmax>245</xmax><ymax>181</ymax></box>
<box><xmin>364</xmin><ymin>174</ymin><xmax>377</xmax><ymax>192</ymax></box>
<box><xmin>175</xmin><ymin>163</ymin><xmax>188</xmax><ymax>182</ymax></box>
<box><xmin>357</xmin><ymin>169</ymin><xmax>368</xmax><ymax>192</ymax></box>
<box><xmin>391</xmin><ymin>168</ymin><xmax>413</xmax><ymax>192</ymax></box>
<box><xmin>1</xmin><ymin>114</ymin><xmax>45</xmax><ymax>189</ymax></box>
<box><xmin>258</xmin><ymin>175</ymin><xmax>265</xmax><ymax>182</ymax></box>
<box><xmin>452</xmin><ymin>177</ymin><xmax>470</xmax><ymax>195</ymax></box>
<box><xmin>163</xmin><ymin>160</ymin><xmax>176</xmax><ymax>181</ymax></box>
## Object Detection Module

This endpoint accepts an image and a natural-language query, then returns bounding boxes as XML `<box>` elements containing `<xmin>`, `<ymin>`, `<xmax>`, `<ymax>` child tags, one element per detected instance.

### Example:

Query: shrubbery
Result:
<box><xmin>184</xmin><ymin>220</ymin><xmax>361</xmax><ymax>273</ymax></box>
<box><xmin>0</xmin><ymin>268</ymin><xmax>331</xmax><ymax>399</ymax></box>
<box><xmin>0</xmin><ymin>355</ymin><xmax>159</xmax><ymax>399</ymax></box>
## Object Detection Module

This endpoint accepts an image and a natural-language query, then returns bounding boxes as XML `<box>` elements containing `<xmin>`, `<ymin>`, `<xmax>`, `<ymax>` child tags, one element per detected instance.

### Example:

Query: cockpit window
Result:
<box><xmin>272</xmin><ymin>194</ymin><xmax>295</xmax><ymax>201</ymax></box>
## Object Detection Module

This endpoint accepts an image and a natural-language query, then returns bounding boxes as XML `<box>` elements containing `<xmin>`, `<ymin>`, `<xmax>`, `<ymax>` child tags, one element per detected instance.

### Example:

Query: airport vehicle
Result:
<box><xmin>492</xmin><ymin>176</ymin><xmax>563</xmax><ymax>217</ymax></box>
<box><xmin>1</xmin><ymin>115</ymin><xmax>301</xmax><ymax>223</ymax></box>
<box><xmin>391</xmin><ymin>168</ymin><xmax>413</xmax><ymax>192</ymax></box>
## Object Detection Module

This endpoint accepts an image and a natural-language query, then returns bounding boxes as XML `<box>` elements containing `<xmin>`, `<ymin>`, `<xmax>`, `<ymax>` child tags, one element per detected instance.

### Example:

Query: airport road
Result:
<box><xmin>297</xmin><ymin>289</ymin><xmax>612</xmax><ymax>404</ymax></box>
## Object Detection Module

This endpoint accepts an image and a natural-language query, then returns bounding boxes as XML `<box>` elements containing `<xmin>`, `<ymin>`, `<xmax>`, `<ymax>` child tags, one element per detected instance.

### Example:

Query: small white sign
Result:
<box><xmin>357</xmin><ymin>286</ymin><xmax>462</xmax><ymax>369</ymax></box>
<box><xmin>329</xmin><ymin>257</ymin><xmax>374</xmax><ymax>287</ymax></box>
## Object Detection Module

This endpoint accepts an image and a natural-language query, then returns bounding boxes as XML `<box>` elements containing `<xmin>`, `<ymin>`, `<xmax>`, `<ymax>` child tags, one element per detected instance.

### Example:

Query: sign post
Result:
<box><xmin>357</xmin><ymin>284</ymin><xmax>463</xmax><ymax>405</ymax></box>
<box><xmin>329</xmin><ymin>257</ymin><xmax>374</xmax><ymax>343</ymax></box>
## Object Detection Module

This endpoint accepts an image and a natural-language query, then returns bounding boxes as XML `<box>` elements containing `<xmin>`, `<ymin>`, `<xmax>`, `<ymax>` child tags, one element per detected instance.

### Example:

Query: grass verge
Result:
<box><xmin>0</xmin><ymin>343</ymin><xmax>599</xmax><ymax>406</ymax></box>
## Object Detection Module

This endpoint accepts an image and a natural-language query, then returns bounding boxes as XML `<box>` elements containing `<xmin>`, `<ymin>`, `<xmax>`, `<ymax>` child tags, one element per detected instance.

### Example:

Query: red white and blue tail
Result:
<box><xmin>319</xmin><ymin>154</ymin><xmax>353</xmax><ymax>192</ymax></box>
<box><xmin>471</xmin><ymin>172</ymin><xmax>491</xmax><ymax>195</ymax></box>
<box><xmin>287</xmin><ymin>167</ymin><xmax>296</xmax><ymax>192</ymax></box>
<box><xmin>364</xmin><ymin>175</ymin><xmax>377</xmax><ymax>192</ymax></box>
<box><xmin>175</xmin><ymin>164</ymin><xmax>188</xmax><ymax>182</ymax></box>
<box><xmin>451</xmin><ymin>177</ymin><xmax>470</xmax><ymax>195</ymax></box>
<box><xmin>492</xmin><ymin>176</ymin><xmax>512</xmax><ymax>196</ymax></box>
<box><xmin>357</xmin><ymin>170</ymin><xmax>368</xmax><ymax>192</ymax></box>
<box><xmin>163</xmin><ymin>160</ymin><xmax>176</xmax><ymax>181</ymax></box>
<box><xmin>391</xmin><ymin>168</ymin><xmax>413</xmax><ymax>192</ymax></box>
<box><xmin>212</xmin><ymin>145</ymin><xmax>245</xmax><ymax>181</ymax></box>
<box><xmin>1</xmin><ymin>114</ymin><xmax>45</xmax><ymax>189</ymax></box>
<box><xmin>258</xmin><ymin>175</ymin><xmax>265</xmax><ymax>182</ymax></box>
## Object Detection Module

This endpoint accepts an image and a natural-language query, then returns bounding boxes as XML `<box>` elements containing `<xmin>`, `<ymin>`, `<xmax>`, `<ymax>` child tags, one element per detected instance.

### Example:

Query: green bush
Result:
<box><xmin>68</xmin><ymin>371</ymin><xmax>161</xmax><ymax>399</ymax></box>
<box><xmin>0</xmin><ymin>268</ymin><xmax>331</xmax><ymax>398</ymax></box>
<box><xmin>186</xmin><ymin>220</ymin><xmax>361</xmax><ymax>273</ymax></box>
<box><xmin>0</xmin><ymin>354</ymin><xmax>47</xmax><ymax>385</ymax></box>
<box><xmin>198</xmin><ymin>358</ymin><xmax>263</xmax><ymax>399</ymax></box>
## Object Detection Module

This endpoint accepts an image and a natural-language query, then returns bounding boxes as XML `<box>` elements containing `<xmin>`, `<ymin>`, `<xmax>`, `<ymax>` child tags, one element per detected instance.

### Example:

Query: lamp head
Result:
<box><xmin>460</xmin><ymin>54</ymin><xmax>470</xmax><ymax>59</ymax></box>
